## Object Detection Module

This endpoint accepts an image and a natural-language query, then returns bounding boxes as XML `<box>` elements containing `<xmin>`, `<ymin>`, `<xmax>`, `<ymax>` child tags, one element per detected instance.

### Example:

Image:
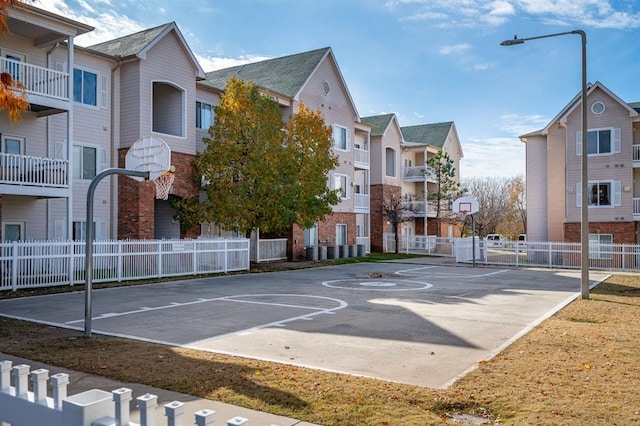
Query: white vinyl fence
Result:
<box><xmin>383</xmin><ymin>234</ymin><xmax>455</xmax><ymax>257</ymax></box>
<box><xmin>0</xmin><ymin>238</ymin><xmax>250</xmax><ymax>292</ymax></box>
<box><xmin>0</xmin><ymin>360</ymin><xmax>250</xmax><ymax>426</ymax></box>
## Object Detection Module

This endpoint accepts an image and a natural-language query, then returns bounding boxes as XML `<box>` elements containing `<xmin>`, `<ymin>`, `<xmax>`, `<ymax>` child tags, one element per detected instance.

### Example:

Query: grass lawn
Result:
<box><xmin>1</xmin><ymin>261</ymin><xmax>639</xmax><ymax>425</ymax></box>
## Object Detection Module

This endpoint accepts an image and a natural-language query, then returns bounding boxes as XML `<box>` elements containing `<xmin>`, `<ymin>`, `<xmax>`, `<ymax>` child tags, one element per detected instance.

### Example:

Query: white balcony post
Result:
<box><xmin>51</xmin><ymin>373</ymin><xmax>69</xmax><ymax>409</ymax></box>
<box><xmin>12</xmin><ymin>364</ymin><xmax>30</xmax><ymax>399</ymax></box>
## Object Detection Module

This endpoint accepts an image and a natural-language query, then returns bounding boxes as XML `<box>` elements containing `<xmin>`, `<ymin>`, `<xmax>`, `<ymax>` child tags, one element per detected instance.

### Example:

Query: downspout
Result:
<box><xmin>67</xmin><ymin>37</ymin><xmax>74</xmax><ymax>241</ymax></box>
<box><xmin>110</xmin><ymin>56</ymin><xmax>122</xmax><ymax>239</ymax></box>
<box><xmin>45</xmin><ymin>42</ymin><xmax>59</xmax><ymax>239</ymax></box>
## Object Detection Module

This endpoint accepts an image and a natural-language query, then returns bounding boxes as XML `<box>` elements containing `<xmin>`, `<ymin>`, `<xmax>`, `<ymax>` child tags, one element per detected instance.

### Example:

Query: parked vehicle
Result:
<box><xmin>486</xmin><ymin>234</ymin><xmax>506</xmax><ymax>247</ymax></box>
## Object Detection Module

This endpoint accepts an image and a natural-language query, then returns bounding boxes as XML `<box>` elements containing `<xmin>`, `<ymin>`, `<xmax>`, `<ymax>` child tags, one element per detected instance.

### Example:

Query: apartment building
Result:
<box><xmin>520</xmin><ymin>81</ymin><xmax>640</xmax><ymax>244</ymax></box>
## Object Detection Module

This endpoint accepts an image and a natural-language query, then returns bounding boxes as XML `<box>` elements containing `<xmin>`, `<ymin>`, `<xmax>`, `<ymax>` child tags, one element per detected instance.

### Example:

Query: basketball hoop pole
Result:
<box><xmin>84</xmin><ymin>168</ymin><xmax>149</xmax><ymax>337</ymax></box>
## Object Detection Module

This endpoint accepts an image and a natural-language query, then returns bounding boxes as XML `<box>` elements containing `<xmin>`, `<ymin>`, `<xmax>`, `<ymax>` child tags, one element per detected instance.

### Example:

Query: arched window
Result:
<box><xmin>385</xmin><ymin>147</ymin><xmax>396</xmax><ymax>177</ymax></box>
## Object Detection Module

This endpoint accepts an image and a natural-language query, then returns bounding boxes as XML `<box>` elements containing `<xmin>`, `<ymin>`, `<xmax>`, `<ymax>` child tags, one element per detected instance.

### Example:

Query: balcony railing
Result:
<box><xmin>1</xmin><ymin>58</ymin><xmax>69</xmax><ymax>102</ymax></box>
<box><xmin>354</xmin><ymin>193</ymin><xmax>369</xmax><ymax>211</ymax></box>
<box><xmin>354</xmin><ymin>147</ymin><xmax>369</xmax><ymax>166</ymax></box>
<box><xmin>634</xmin><ymin>198</ymin><xmax>640</xmax><ymax>219</ymax></box>
<box><xmin>402</xmin><ymin>165</ymin><xmax>436</xmax><ymax>182</ymax></box>
<box><xmin>0</xmin><ymin>153</ymin><xmax>68</xmax><ymax>188</ymax></box>
<box><xmin>402</xmin><ymin>201</ymin><xmax>437</xmax><ymax>217</ymax></box>
<box><xmin>634</xmin><ymin>145</ymin><xmax>640</xmax><ymax>167</ymax></box>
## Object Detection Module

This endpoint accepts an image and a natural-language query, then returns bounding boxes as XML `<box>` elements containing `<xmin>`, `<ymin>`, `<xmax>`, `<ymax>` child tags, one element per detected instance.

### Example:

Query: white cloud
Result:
<box><xmin>499</xmin><ymin>114</ymin><xmax>549</xmax><ymax>136</ymax></box>
<box><xmin>197</xmin><ymin>54</ymin><xmax>272</xmax><ymax>72</ymax></box>
<box><xmin>472</xmin><ymin>63</ymin><xmax>493</xmax><ymax>71</ymax></box>
<box><xmin>461</xmin><ymin>136</ymin><xmax>525</xmax><ymax>177</ymax></box>
<box><xmin>439</xmin><ymin>43</ymin><xmax>472</xmax><ymax>55</ymax></box>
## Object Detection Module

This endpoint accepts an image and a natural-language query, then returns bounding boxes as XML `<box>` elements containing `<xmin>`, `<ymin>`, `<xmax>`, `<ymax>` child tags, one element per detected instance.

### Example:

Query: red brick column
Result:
<box><xmin>564</xmin><ymin>221</ymin><xmax>636</xmax><ymax>244</ymax></box>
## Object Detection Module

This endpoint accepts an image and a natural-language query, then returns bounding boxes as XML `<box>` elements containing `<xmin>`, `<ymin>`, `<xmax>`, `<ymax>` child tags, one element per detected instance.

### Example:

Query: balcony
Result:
<box><xmin>354</xmin><ymin>192</ymin><xmax>369</xmax><ymax>213</ymax></box>
<box><xmin>2</xmin><ymin>58</ymin><xmax>69</xmax><ymax>115</ymax></box>
<box><xmin>402</xmin><ymin>201</ymin><xmax>437</xmax><ymax>218</ymax></box>
<box><xmin>402</xmin><ymin>165</ymin><xmax>436</xmax><ymax>182</ymax></box>
<box><xmin>634</xmin><ymin>145</ymin><xmax>640</xmax><ymax>168</ymax></box>
<box><xmin>354</xmin><ymin>147</ymin><xmax>369</xmax><ymax>169</ymax></box>
<box><xmin>634</xmin><ymin>198</ymin><xmax>640</xmax><ymax>221</ymax></box>
<box><xmin>0</xmin><ymin>153</ymin><xmax>69</xmax><ymax>197</ymax></box>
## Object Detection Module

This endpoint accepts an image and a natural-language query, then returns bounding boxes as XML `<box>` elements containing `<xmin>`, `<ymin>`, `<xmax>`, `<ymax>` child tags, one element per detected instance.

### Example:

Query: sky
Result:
<box><xmin>31</xmin><ymin>0</ymin><xmax>640</xmax><ymax>179</ymax></box>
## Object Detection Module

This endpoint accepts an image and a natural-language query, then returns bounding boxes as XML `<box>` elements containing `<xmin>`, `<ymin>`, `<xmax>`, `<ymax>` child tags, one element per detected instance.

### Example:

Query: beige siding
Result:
<box><xmin>546</xmin><ymin>124</ymin><xmax>566</xmax><ymax>241</ymax></box>
<box><xmin>381</xmin><ymin>124</ymin><xmax>403</xmax><ymax>186</ymax></box>
<box><xmin>525</xmin><ymin>136</ymin><xmax>548</xmax><ymax>241</ymax></box>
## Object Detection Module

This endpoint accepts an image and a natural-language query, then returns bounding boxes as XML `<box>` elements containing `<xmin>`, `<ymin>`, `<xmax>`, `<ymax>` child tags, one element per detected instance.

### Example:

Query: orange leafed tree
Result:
<box><xmin>1</xmin><ymin>0</ymin><xmax>30</xmax><ymax>121</ymax></box>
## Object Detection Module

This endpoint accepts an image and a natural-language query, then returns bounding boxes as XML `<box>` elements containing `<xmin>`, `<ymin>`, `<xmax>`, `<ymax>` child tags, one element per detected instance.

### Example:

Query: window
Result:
<box><xmin>73</xmin><ymin>145</ymin><xmax>105</xmax><ymax>180</ymax></box>
<box><xmin>576</xmin><ymin>180</ymin><xmax>621</xmax><ymax>207</ymax></box>
<box><xmin>333</xmin><ymin>125</ymin><xmax>348</xmax><ymax>151</ymax></box>
<box><xmin>576</xmin><ymin>128</ymin><xmax>620</xmax><ymax>156</ymax></box>
<box><xmin>2</xmin><ymin>50</ymin><xmax>25</xmax><ymax>81</ymax></box>
<box><xmin>589</xmin><ymin>234</ymin><xmax>612</xmax><ymax>260</ymax></box>
<box><xmin>1</xmin><ymin>135</ymin><xmax>24</xmax><ymax>168</ymax></box>
<box><xmin>73</xmin><ymin>221</ymin><xmax>95</xmax><ymax>241</ymax></box>
<box><xmin>386</xmin><ymin>147</ymin><xmax>396</xmax><ymax>177</ymax></box>
<box><xmin>336</xmin><ymin>224</ymin><xmax>347</xmax><ymax>246</ymax></box>
<box><xmin>196</xmin><ymin>101</ymin><xmax>214</xmax><ymax>129</ymax></box>
<box><xmin>304</xmin><ymin>224</ymin><xmax>318</xmax><ymax>246</ymax></box>
<box><xmin>334</xmin><ymin>173</ymin><xmax>348</xmax><ymax>199</ymax></box>
<box><xmin>73</xmin><ymin>68</ymin><xmax>98</xmax><ymax>106</ymax></box>
<box><xmin>3</xmin><ymin>222</ymin><xmax>24</xmax><ymax>242</ymax></box>
<box><xmin>591</xmin><ymin>101</ymin><xmax>605</xmax><ymax>114</ymax></box>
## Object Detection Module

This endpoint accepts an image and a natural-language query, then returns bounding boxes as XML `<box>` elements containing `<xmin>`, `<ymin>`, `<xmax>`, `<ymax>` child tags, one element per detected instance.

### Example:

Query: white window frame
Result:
<box><xmin>333</xmin><ymin>124</ymin><xmax>349</xmax><ymax>151</ymax></box>
<box><xmin>1</xmin><ymin>135</ymin><xmax>25</xmax><ymax>168</ymax></box>
<box><xmin>1</xmin><ymin>49</ymin><xmax>26</xmax><ymax>82</ymax></box>
<box><xmin>336</xmin><ymin>224</ymin><xmax>347</xmax><ymax>246</ymax></box>
<box><xmin>304</xmin><ymin>224</ymin><xmax>319</xmax><ymax>247</ymax></box>
<box><xmin>576</xmin><ymin>180</ymin><xmax>621</xmax><ymax>208</ymax></box>
<box><xmin>73</xmin><ymin>144</ymin><xmax>107</xmax><ymax>181</ymax></box>
<box><xmin>576</xmin><ymin>127</ymin><xmax>620</xmax><ymax>156</ymax></box>
<box><xmin>73</xmin><ymin>66</ymin><xmax>102</xmax><ymax>108</ymax></box>
<box><xmin>334</xmin><ymin>173</ymin><xmax>349</xmax><ymax>200</ymax></box>
<box><xmin>2</xmin><ymin>221</ymin><xmax>24</xmax><ymax>242</ymax></box>
<box><xmin>385</xmin><ymin>147</ymin><xmax>397</xmax><ymax>177</ymax></box>
<box><xmin>589</xmin><ymin>234</ymin><xmax>613</xmax><ymax>260</ymax></box>
<box><xmin>196</xmin><ymin>100</ymin><xmax>214</xmax><ymax>129</ymax></box>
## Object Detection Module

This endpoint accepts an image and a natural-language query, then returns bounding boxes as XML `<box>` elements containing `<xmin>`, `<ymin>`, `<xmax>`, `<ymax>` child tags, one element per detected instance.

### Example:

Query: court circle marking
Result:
<box><xmin>323</xmin><ymin>279</ymin><xmax>433</xmax><ymax>291</ymax></box>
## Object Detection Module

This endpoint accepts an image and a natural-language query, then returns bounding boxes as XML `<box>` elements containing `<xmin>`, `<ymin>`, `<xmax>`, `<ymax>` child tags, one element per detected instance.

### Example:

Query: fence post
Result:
<box><xmin>157</xmin><ymin>241</ymin><xmax>163</xmax><ymax>279</ymax></box>
<box><xmin>113</xmin><ymin>387</ymin><xmax>132</xmax><ymax>425</ymax></box>
<box><xmin>622</xmin><ymin>244</ymin><xmax>626</xmax><ymax>270</ymax></box>
<box><xmin>11</xmin><ymin>241</ymin><xmax>18</xmax><ymax>291</ymax></box>
<box><xmin>515</xmin><ymin>243</ymin><xmax>520</xmax><ymax>267</ymax></box>
<box><xmin>0</xmin><ymin>360</ymin><xmax>11</xmax><ymax>392</ymax></box>
<box><xmin>117</xmin><ymin>240</ymin><xmax>123</xmax><ymax>282</ymax></box>
<box><xmin>68</xmin><ymin>240</ymin><xmax>74</xmax><ymax>286</ymax></box>
<box><xmin>51</xmin><ymin>373</ymin><xmax>69</xmax><ymax>409</ymax></box>
<box><xmin>137</xmin><ymin>393</ymin><xmax>158</xmax><ymax>426</ymax></box>
<box><xmin>227</xmin><ymin>416</ymin><xmax>249</xmax><ymax>425</ymax></box>
<box><xmin>193</xmin><ymin>240</ymin><xmax>198</xmax><ymax>275</ymax></box>
<box><xmin>13</xmin><ymin>364</ymin><xmax>30</xmax><ymax>399</ymax></box>
<box><xmin>165</xmin><ymin>400</ymin><xmax>185</xmax><ymax>426</ymax></box>
<box><xmin>548</xmin><ymin>242</ymin><xmax>552</xmax><ymax>268</ymax></box>
<box><xmin>194</xmin><ymin>409</ymin><xmax>216</xmax><ymax>426</ymax></box>
<box><xmin>31</xmin><ymin>368</ymin><xmax>49</xmax><ymax>404</ymax></box>
<box><xmin>224</xmin><ymin>240</ymin><xmax>228</xmax><ymax>274</ymax></box>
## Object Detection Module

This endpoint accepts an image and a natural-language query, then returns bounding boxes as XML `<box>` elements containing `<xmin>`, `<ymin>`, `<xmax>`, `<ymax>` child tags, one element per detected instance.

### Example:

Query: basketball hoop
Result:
<box><xmin>153</xmin><ymin>170</ymin><xmax>175</xmax><ymax>200</ymax></box>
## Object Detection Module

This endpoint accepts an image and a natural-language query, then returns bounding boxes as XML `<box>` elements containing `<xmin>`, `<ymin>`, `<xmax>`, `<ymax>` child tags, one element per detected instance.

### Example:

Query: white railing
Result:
<box><xmin>383</xmin><ymin>234</ymin><xmax>454</xmax><ymax>256</ymax></box>
<box><xmin>1</xmin><ymin>57</ymin><xmax>69</xmax><ymax>101</ymax></box>
<box><xmin>354</xmin><ymin>147</ymin><xmax>369</xmax><ymax>165</ymax></box>
<box><xmin>455</xmin><ymin>238</ymin><xmax>640</xmax><ymax>272</ymax></box>
<box><xmin>354</xmin><ymin>192</ymin><xmax>369</xmax><ymax>210</ymax></box>
<box><xmin>0</xmin><ymin>153</ymin><xmax>68</xmax><ymax>187</ymax></box>
<box><xmin>0</xmin><ymin>360</ymin><xmax>250</xmax><ymax>426</ymax></box>
<box><xmin>355</xmin><ymin>236</ymin><xmax>370</xmax><ymax>254</ymax></box>
<box><xmin>401</xmin><ymin>201</ymin><xmax>437</xmax><ymax>217</ymax></box>
<box><xmin>255</xmin><ymin>238</ymin><xmax>287</xmax><ymax>262</ymax></box>
<box><xmin>634</xmin><ymin>145</ymin><xmax>640</xmax><ymax>162</ymax></box>
<box><xmin>634</xmin><ymin>198</ymin><xmax>640</xmax><ymax>216</ymax></box>
<box><xmin>0</xmin><ymin>238</ymin><xmax>250</xmax><ymax>291</ymax></box>
<box><xmin>402</xmin><ymin>165</ymin><xmax>436</xmax><ymax>181</ymax></box>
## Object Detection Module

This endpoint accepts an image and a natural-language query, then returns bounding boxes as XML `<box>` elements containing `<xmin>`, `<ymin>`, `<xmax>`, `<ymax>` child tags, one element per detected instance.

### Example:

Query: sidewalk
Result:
<box><xmin>1</xmin><ymin>353</ymin><xmax>318</xmax><ymax>426</ymax></box>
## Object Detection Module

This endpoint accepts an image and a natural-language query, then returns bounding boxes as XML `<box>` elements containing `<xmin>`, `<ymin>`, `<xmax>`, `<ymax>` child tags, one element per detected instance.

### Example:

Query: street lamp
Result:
<box><xmin>501</xmin><ymin>30</ymin><xmax>589</xmax><ymax>299</ymax></box>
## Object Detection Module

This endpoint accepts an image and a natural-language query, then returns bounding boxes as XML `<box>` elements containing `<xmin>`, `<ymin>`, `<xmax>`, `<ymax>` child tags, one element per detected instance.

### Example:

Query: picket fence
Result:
<box><xmin>0</xmin><ymin>360</ymin><xmax>250</xmax><ymax>426</ymax></box>
<box><xmin>0</xmin><ymin>238</ymin><xmax>250</xmax><ymax>292</ymax></box>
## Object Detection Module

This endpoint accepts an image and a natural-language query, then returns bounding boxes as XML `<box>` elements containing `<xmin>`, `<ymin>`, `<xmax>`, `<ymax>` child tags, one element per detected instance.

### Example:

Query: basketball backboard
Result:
<box><xmin>452</xmin><ymin>195</ymin><xmax>480</xmax><ymax>215</ymax></box>
<box><xmin>125</xmin><ymin>135</ymin><xmax>171</xmax><ymax>181</ymax></box>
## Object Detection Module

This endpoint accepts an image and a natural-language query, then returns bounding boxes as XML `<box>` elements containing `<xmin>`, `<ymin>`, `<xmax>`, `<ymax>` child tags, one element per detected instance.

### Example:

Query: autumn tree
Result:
<box><xmin>0</xmin><ymin>0</ymin><xmax>30</xmax><ymax>121</ymax></box>
<box><xmin>196</xmin><ymin>77</ymin><xmax>339</xmax><ymax>237</ymax></box>
<box><xmin>426</xmin><ymin>149</ymin><xmax>461</xmax><ymax>236</ymax></box>
<box><xmin>506</xmin><ymin>175</ymin><xmax>526</xmax><ymax>236</ymax></box>
<box><xmin>380</xmin><ymin>187</ymin><xmax>415</xmax><ymax>254</ymax></box>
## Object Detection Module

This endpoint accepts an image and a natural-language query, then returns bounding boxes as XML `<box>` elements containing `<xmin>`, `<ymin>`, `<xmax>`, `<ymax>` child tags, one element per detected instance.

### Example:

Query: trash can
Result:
<box><xmin>318</xmin><ymin>246</ymin><xmax>327</xmax><ymax>260</ymax></box>
<box><xmin>348</xmin><ymin>245</ymin><xmax>357</xmax><ymax>257</ymax></box>
<box><xmin>356</xmin><ymin>244</ymin><xmax>365</xmax><ymax>257</ymax></box>
<box><xmin>305</xmin><ymin>246</ymin><xmax>318</xmax><ymax>261</ymax></box>
<box><xmin>327</xmin><ymin>246</ymin><xmax>338</xmax><ymax>259</ymax></box>
<box><xmin>340</xmin><ymin>245</ymin><xmax>349</xmax><ymax>258</ymax></box>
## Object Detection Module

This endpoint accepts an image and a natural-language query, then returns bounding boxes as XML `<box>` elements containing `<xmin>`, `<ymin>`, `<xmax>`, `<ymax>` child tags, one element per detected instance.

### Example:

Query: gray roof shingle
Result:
<box><xmin>360</xmin><ymin>114</ymin><xmax>395</xmax><ymax>137</ymax></box>
<box><xmin>401</xmin><ymin>122</ymin><xmax>453</xmax><ymax>148</ymax></box>
<box><xmin>87</xmin><ymin>23</ymin><xmax>174</xmax><ymax>58</ymax></box>
<box><xmin>200</xmin><ymin>47</ymin><xmax>331</xmax><ymax>97</ymax></box>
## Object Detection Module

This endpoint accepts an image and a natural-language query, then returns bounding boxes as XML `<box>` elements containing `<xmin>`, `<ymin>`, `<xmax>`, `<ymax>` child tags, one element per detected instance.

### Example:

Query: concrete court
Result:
<box><xmin>0</xmin><ymin>262</ymin><xmax>609</xmax><ymax>388</ymax></box>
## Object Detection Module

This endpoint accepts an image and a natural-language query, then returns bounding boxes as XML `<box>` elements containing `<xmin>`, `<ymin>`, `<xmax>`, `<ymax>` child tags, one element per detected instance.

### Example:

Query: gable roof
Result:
<box><xmin>87</xmin><ymin>22</ymin><xmax>205</xmax><ymax>79</ymax></box>
<box><xmin>361</xmin><ymin>114</ymin><xmax>396</xmax><ymax>137</ymax></box>
<box><xmin>401</xmin><ymin>121</ymin><xmax>454</xmax><ymax>148</ymax></box>
<box><xmin>201</xmin><ymin>47</ymin><xmax>330</xmax><ymax>98</ymax></box>
<box><xmin>630</xmin><ymin>102</ymin><xmax>640</xmax><ymax>114</ymax></box>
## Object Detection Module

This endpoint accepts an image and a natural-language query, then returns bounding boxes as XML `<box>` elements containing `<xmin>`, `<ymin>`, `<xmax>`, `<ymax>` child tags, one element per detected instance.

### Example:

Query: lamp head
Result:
<box><xmin>500</xmin><ymin>36</ymin><xmax>525</xmax><ymax>46</ymax></box>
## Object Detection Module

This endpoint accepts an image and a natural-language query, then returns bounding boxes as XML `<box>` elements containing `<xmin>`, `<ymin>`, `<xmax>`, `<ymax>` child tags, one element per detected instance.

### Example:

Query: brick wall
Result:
<box><xmin>564</xmin><ymin>221</ymin><xmax>636</xmax><ymax>244</ymax></box>
<box><xmin>370</xmin><ymin>184</ymin><xmax>401</xmax><ymax>252</ymax></box>
<box><xmin>290</xmin><ymin>212</ymin><xmax>358</xmax><ymax>260</ymax></box>
<box><xmin>118</xmin><ymin>149</ymin><xmax>199</xmax><ymax>239</ymax></box>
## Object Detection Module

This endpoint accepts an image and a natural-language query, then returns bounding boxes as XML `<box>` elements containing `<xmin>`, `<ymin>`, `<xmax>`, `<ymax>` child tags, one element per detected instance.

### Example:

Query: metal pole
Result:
<box><xmin>471</xmin><ymin>214</ymin><xmax>476</xmax><ymax>268</ymax></box>
<box><xmin>577</xmin><ymin>30</ymin><xmax>589</xmax><ymax>299</ymax></box>
<box><xmin>84</xmin><ymin>168</ymin><xmax>148</xmax><ymax>337</ymax></box>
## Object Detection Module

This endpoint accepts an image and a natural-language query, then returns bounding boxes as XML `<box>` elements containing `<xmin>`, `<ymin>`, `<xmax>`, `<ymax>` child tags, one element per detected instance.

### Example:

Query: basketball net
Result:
<box><xmin>153</xmin><ymin>171</ymin><xmax>175</xmax><ymax>200</ymax></box>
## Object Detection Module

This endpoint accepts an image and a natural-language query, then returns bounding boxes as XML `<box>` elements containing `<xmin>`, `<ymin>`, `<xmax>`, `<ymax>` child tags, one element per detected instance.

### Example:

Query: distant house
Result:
<box><xmin>520</xmin><ymin>81</ymin><xmax>640</xmax><ymax>245</ymax></box>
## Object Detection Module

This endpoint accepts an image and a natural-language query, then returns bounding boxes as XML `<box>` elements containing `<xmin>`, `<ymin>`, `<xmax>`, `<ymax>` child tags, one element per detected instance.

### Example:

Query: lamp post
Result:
<box><xmin>501</xmin><ymin>30</ymin><xmax>589</xmax><ymax>299</ymax></box>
